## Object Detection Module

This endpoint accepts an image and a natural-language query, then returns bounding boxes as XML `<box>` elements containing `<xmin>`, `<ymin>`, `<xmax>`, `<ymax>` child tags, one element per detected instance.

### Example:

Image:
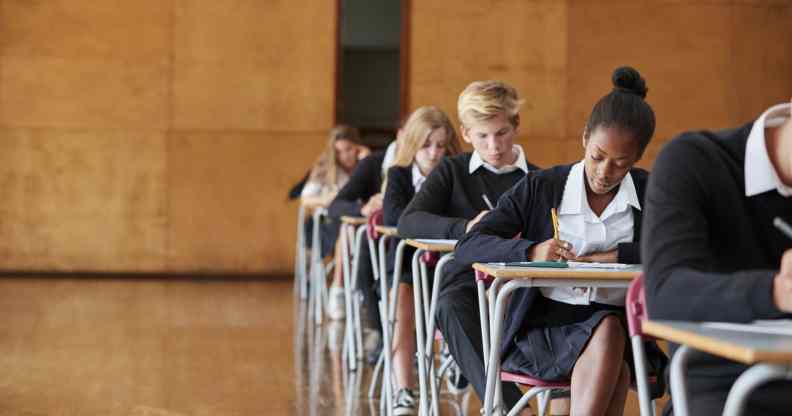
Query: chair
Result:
<box><xmin>626</xmin><ymin>273</ymin><xmax>661</xmax><ymax>416</ymax></box>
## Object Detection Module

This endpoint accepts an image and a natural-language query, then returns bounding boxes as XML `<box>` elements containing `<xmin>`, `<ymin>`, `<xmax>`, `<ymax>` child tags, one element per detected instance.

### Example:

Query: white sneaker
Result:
<box><xmin>326</xmin><ymin>286</ymin><xmax>346</xmax><ymax>320</ymax></box>
<box><xmin>393</xmin><ymin>388</ymin><xmax>417</xmax><ymax>416</ymax></box>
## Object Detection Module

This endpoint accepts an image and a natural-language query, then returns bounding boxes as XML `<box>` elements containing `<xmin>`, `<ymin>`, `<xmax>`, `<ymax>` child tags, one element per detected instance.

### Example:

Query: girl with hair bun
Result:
<box><xmin>455</xmin><ymin>66</ymin><xmax>666</xmax><ymax>416</ymax></box>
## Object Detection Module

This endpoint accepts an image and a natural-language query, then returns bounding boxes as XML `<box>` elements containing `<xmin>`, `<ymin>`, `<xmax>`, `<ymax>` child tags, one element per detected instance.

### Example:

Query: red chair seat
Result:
<box><xmin>500</xmin><ymin>371</ymin><xmax>570</xmax><ymax>388</ymax></box>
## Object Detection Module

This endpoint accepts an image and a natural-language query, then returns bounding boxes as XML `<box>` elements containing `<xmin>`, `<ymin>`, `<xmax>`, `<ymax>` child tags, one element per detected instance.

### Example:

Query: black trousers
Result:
<box><xmin>664</xmin><ymin>370</ymin><xmax>792</xmax><ymax>415</ymax></box>
<box><xmin>435</xmin><ymin>274</ymin><xmax>524</xmax><ymax>409</ymax></box>
<box><xmin>354</xmin><ymin>236</ymin><xmax>382</xmax><ymax>332</ymax></box>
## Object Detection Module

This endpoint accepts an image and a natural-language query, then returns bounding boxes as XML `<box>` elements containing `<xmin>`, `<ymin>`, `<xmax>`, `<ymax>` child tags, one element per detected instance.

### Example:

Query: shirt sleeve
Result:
<box><xmin>455</xmin><ymin>176</ymin><xmax>538</xmax><ymax>267</ymax></box>
<box><xmin>642</xmin><ymin>136</ymin><xmax>784</xmax><ymax>322</ymax></box>
<box><xmin>397</xmin><ymin>160</ymin><xmax>468</xmax><ymax>239</ymax></box>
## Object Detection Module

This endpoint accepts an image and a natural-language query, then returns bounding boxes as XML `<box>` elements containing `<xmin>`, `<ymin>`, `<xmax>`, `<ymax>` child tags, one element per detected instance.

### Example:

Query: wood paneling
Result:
<box><xmin>410</xmin><ymin>0</ymin><xmax>792</xmax><ymax>171</ymax></box>
<box><xmin>166</xmin><ymin>132</ymin><xmax>324</xmax><ymax>272</ymax></box>
<box><xmin>0</xmin><ymin>1</ymin><xmax>335</xmax><ymax>273</ymax></box>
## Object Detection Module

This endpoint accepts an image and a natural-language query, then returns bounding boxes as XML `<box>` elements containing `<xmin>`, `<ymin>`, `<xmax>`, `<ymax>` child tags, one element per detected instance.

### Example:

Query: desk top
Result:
<box><xmin>404</xmin><ymin>239</ymin><xmax>457</xmax><ymax>252</ymax></box>
<box><xmin>473</xmin><ymin>262</ymin><xmax>641</xmax><ymax>280</ymax></box>
<box><xmin>340</xmin><ymin>216</ymin><xmax>367</xmax><ymax>225</ymax></box>
<box><xmin>300</xmin><ymin>197</ymin><xmax>330</xmax><ymax>211</ymax></box>
<box><xmin>374</xmin><ymin>225</ymin><xmax>398</xmax><ymax>237</ymax></box>
<box><xmin>643</xmin><ymin>320</ymin><xmax>792</xmax><ymax>365</ymax></box>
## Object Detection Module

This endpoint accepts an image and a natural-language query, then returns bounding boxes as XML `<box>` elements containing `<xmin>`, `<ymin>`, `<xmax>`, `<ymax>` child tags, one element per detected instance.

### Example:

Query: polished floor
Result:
<box><xmin>0</xmin><ymin>276</ymin><xmax>664</xmax><ymax>415</ymax></box>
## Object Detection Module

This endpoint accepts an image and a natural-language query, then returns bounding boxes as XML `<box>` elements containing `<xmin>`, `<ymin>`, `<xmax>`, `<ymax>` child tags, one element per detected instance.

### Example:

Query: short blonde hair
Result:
<box><xmin>382</xmin><ymin>106</ymin><xmax>461</xmax><ymax>194</ymax></box>
<box><xmin>457</xmin><ymin>80</ymin><xmax>523</xmax><ymax>128</ymax></box>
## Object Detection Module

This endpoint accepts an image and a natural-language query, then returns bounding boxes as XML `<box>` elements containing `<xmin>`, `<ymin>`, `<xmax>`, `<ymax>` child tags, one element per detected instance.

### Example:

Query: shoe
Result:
<box><xmin>440</xmin><ymin>348</ymin><xmax>469</xmax><ymax>394</ymax></box>
<box><xmin>393</xmin><ymin>388</ymin><xmax>417</xmax><ymax>416</ymax></box>
<box><xmin>365</xmin><ymin>331</ymin><xmax>383</xmax><ymax>365</ymax></box>
<box><xmin>326</xmin><ymin>320</ymin><xmax>344</xmax><ymax>352</ymax></box>
<box><xmin>326</xmin><ymin>286</ymin><xmax>346</xmax><ymax>320</ymax></box>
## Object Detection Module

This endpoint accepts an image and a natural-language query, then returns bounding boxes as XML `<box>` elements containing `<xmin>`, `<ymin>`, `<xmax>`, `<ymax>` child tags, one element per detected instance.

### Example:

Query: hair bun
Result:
<box><xmin>612</xmin><ymin>66</ymin><xmax>648</xmax><ymax>99</ymax></box>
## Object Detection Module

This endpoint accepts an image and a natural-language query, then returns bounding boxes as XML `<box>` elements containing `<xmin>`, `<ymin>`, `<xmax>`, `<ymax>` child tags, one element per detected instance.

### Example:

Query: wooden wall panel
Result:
<box><xmin>166</xmin><ymin>132</ymin><xmax>325</xmax><ymax>273</ymax></box>
<box><xmin>171</xmin><ymin>0</ymin><xmax>336</xmax><ymax>130</ymax></box>
<box><xmin>0</xmin><ymin>1</ymin><xmax>336</xmax><ymax>274</ymax></box>
<box><xmin>410</xmin><ymin>0</ymin><xmax>792</xmax><ymax>171</ymax></box>
<box><xmin>0</xmin><ymin>128</ymin><xmax>167</xmax><ymax>271</ymax></box>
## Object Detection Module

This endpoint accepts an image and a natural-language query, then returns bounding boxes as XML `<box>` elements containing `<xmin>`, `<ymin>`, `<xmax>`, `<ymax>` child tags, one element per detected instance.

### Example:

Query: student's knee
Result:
<box><xmin>594</xmin><ymin>315</ymin><xmax>626</xmax><ymax>347</ymax></box>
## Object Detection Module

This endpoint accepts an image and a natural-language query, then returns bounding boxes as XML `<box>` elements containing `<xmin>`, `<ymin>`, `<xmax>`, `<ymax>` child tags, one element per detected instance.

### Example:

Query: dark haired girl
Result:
<box><xmin>456</xmin><ymin>66</ymin><xmax>664</xmax><ymax>416</ymax></box>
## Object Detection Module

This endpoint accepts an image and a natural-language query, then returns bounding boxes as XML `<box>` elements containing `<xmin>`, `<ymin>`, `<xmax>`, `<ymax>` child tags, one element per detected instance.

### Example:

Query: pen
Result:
<box><xmin>551</xmin><ymin>207</ymin><xmax>560</xmax><ymax>240</ymax></box>
<box><xmin>774</xmin><ymin>217</ymin><xmax>792</xmax><ymax>240</ymax></box>
<box><xmin>482</xmin><ymin>194</ymin><xmax>494</xmax><ymax>210</ymax></box>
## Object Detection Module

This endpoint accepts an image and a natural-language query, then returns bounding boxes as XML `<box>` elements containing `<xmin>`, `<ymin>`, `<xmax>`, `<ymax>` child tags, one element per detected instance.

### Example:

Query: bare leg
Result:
<box><xmin>332</xmin><ymin>237</ymin><xmax>344</xmax><ymax>287</ymax></box>
<box><xmin>570</xmin><ymin>316</ymin><xmax>627</xmax><ymax>416</ymax></box>
<box><xmin>604</xmin><ymin>363</ymin><xmax>630</xmax><ymax>416</ymax></box>
<box><xmin>550</xmin><ymin>397</ymin><xmax>570</xmax><ymax>415</ymax></box>
<box><xmin>393</xmin><ymin>283</ymin><xmax>416</xmax><ymax>390</ymax></box>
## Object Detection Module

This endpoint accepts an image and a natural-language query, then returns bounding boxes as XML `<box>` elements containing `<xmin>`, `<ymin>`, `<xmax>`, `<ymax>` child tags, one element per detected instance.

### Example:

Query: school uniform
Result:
<box><xmin>398</xmin><ymin>146</ymin><xmax>538</xmax><ymax>408</ymax></box>
<box><xmin>456</xmin><ymin>162</ymin><xmax>667</xmax><ymax>397</ymax></box>
<box><xmin>327</xmin><ymin>150</ymin><xmax>387</xmax><ymax>331</ymax></box>
<box><xmin>383</xmin><ymin>164</ymin><xmax>426</xmax><ymax>284</ymax></box>
<box><xmin>643</xmin><ymin>103</ymin><xmax>792</xmax><ymax>415</ymax></box>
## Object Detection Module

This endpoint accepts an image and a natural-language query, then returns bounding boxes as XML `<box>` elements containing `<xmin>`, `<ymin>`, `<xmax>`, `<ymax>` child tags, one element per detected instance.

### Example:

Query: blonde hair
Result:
<box><xmin>383</xmin><ymin>106</ymin><xmax>461</xmax><ymax>193</ymax></box>
<box><xmin>308</xmin><ymin>125</ymin><xmax>361</xmax><ymax>191</ymax></box>
<box><xmin>457</xmin><ymin>80</ymin><xmax>523</xmax><ymax>128</ymax></box>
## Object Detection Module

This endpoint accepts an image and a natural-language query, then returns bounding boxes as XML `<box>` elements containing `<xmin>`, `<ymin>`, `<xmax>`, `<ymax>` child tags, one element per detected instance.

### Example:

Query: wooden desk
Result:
<box><xmin>644</xmin><ymin>320</ymin><xmax>792</xmax><ymax>416</ymax></box>
<box><xmin>474</xmin><ymin>262</ymin><xmax>639</xmax><ymax>416</ymax></box>
<box><xmin>340</xmin><ymin>215</ymin><xmax>367</xmax><ymax>226</ymax></box>
<box><xmin>404</xmin><ymin>238</ymin><xmax>456</xmax><ymax>252</ymax></box>
<box><xmin>402</xmin><ymin>238</ymin><xmax>458</xmax><ymax>416</ymax></box>
<box><xmin>473</xmin><ymin>262</ymin><xmax>641</xmax><ymax>280</ymax></box>
<box><xmin>374</xmin><ymin>225</ymin><xmax>398</xmax><ymax>237</ymax></box>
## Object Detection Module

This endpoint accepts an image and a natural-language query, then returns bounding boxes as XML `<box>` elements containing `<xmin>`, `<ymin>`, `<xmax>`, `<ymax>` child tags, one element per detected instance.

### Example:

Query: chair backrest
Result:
<box><xmin>474</xmin><ymin>269</ymin><xmax>494</xmax><ymax>285</ymax></box>
<box><xmin>626</xmin><ymin>273</ymin><xmax>649</xmax><ymax>338</ymax></box>
<box><xmin>421</xmin><ymin>251</ymin><xmax>439</xmax><ymax>267</ymax></box>
<box><xmin>366</xmin><ymin>209</ymin><xmax>384</xmax><ymax>241</ymax></box>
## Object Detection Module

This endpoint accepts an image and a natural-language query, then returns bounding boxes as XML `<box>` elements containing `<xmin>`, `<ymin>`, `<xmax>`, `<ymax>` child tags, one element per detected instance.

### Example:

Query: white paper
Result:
<box><xmin>703</xmin><ymin>320</ymin><xmax>792</xmax><ymax>337</ymax></box>
<box><xmin>566</xmin><ymin>261</ymin><xmax>633</xmax><ymax>269</ymax></box>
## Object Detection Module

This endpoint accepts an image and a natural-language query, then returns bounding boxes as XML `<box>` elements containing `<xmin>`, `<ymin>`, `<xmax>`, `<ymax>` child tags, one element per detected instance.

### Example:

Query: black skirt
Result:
<box><xmin>501</xmin><ymin>295</ymin><xmax>626</xmax><ymax>381</ymax></box>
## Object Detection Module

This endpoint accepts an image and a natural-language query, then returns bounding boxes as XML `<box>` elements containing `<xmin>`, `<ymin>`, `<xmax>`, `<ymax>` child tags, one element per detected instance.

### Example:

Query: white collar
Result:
<box><xmin>411</xmin><ymin>163</ymin><xmax>427</xmax><ymax>191</ymax></box>
<box><xmin>559</xmin><ymin>161</ymin><xmax>641</xmax><ymax>217</ymax></box>
<box><xmin>745</xmin><ymin>103</ymin><xmax>792</xmax><ymax>197</ymax></box>
<box><xmin>468</xmin><ymin>145</ymin><xmax>529</xmax><ymax>175</ymax></box>
<box><xmin>382</xmin><ymin>140</ymin><xmax>398</xmax><ymax>173</ymax></box>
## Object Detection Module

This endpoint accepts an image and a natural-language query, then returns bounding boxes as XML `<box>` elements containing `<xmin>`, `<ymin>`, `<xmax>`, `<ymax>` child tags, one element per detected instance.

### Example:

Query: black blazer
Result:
<box><xmin>455</xmin><ymin>163</ymin><xmax>649</xmax><ymax>355</ymax></box>
<box><xmin>643</xmin><ymin>123</ymin><xmax>792</xmax><ymax>379</ymax></box>
<box><xmin>328</xmin><ymin>151</ymin><xmax>386</xmax><ymax>219</ymax></box>
<box><xmin>383</xmin><ymin>165</ymin><xmax>415</xmax><ymax>226</ymax></box>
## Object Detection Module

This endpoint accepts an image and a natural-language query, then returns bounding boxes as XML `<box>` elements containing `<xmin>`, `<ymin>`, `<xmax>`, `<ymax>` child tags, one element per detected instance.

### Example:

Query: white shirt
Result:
<box><xmin>469</xmin><ymin>145</ymin><xmax>530</xmax><ymax>175</ymax></box>
<box><xmin>300</xmin><ymin>170</ymin><xmax>351</xmax><ymax>198</ymax></box>
<box><xmin>411</xmin><ymin>163</ymin><xmax>427</xmax><ymax>192</ymax></box>
<box><xmin>745</xmin><ymin>102</ymin><xmax>792</xmax><ymax>198</ymax></box>
<box><xmin>382</xmin><ymin>141</ymin><xmax>398</xmax><ymax>174</ymax></box>
<box><xmin>540</xmin><ymin>162</ymin><xmax>640</xmax><ymax>306</ymax></box>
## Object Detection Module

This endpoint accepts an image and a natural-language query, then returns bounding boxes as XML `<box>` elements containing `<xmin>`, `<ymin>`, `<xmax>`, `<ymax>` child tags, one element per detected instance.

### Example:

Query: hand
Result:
<box><xmin>465</xmin><ymin>210</ymin><xmax>489</xmax><ymax>232</ymax></box>
<box><xmin>574</xmin><ymin>249</ymin><xmax>618</xmax><ymax>263</ymax></box>
<box><xmin>773</xmin><ymin>249</ymin><xmax>792</xmax><ymax>312</ymax></box>
<box><xmin>361</xmin><ymin>193</ymin><xmax>383</xmax><ymax>217</ymax></box>
<box><xmin>357</xmin><ymin>145</ymin><xmax>371</xmax><ymax>160</ymax></box>
<box><xmin>527</xmin><ymin>238</ymin><xmax>576</xmax><ymax>262</ymax></box>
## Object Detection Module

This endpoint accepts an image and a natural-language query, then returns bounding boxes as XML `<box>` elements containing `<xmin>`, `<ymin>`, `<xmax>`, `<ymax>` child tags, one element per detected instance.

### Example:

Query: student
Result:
<box><xmin>382</xmin><ymin>106</ymin><xmax>462</xmax><ymax>415</ymax></box>
<box><xmin>643</xmin><ymin>99</ymin><xmax>792</xmax><ymax>415</ymax></box>
<box><xmin>454</xmin><ymin>67</ymin><xmax>663</xmax><ymax>416</ymax></box>
<box><xmin>326</xmin><ymin>134</ymin><xmax>395</xmax><ymax>320</ymax></box>
<box><xmin>301</xmin><ymin>125</ymin><xmax>367</xmax><ymax>260</ymax></box>
<box><xmin>397</xmin><ymin>80</ymin><xmax>539</xmax><ymax>414</ymax></box>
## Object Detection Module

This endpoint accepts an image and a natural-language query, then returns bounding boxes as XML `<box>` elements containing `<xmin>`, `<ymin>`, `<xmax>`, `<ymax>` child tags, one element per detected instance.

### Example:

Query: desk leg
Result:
<box><xmin>426</xmin><ymin>253</ymin><xmax>454</xmax><ymax>416</ymax></box>
<box><xmin>311</xmin><ymin>209</ymin><xmax>325</xmax><ymax>325</ymax></box>
<box><xmin>412</xmin><ymin>249</ymin><xmax>429</xmax><ymax>416</ymax></box>
<box><xmin>296</xmin><ymin>204</ymin><xmax>308</xmax><ymax>300</ymax></box>
<box><xmin>340</xmin><ymin>223</ymin><xmax>357</xmax><ymax>371</ymax></box>
<box><xmin>723</xmin><ymin>364</ymin><xmax>792</xmax><ymax>416</ymax></box>
<box><xmin>351</xmin><ymin>226</ymin><xmax>366</xmax><ymax>362</ymax></box>
<box><xmin>483</xmin><ymin>280</ymin><xmax>526</xmax><ymax>416</ymax></box>
<box><xmin>669</xmin><ymin>345</ymin><xmax>693</xmax><ymax>416</ymax></box>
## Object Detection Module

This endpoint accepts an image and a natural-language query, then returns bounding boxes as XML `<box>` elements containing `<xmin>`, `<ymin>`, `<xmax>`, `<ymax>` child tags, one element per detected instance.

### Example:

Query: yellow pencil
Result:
<box><xmin>551</xmin><ymin>208</ymin><xmax>559</xmax><ymax>240</ymax></box>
